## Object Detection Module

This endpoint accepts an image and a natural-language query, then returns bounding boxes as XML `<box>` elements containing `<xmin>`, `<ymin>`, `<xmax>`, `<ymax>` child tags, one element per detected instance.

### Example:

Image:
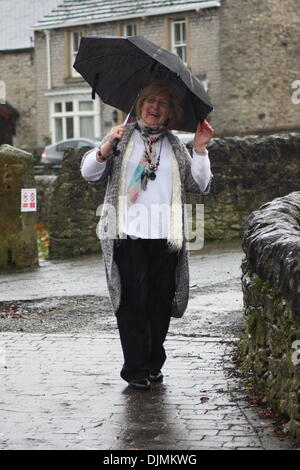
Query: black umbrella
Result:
<box><xmin>73</xmin><ymin>35</ymin><xmax>213</xmax><ymax>132</ymax></box>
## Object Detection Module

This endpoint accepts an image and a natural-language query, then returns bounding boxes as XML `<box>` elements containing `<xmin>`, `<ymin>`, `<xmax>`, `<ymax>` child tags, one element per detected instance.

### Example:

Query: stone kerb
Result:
<box><xmin>242</xmin><ymin>191</ymin><xmax>300</xmax><ymax>439</ymax></box>
<box><xmin>48</xmin><ymin>147</ymin><xmax>105</xmax><ymax>259</ymax></box>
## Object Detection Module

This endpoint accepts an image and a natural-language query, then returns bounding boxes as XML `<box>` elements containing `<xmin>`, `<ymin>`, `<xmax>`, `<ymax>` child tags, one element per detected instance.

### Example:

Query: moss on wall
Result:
<box><xmin>242</xmin><ymin>192</ymin><xmax>300</xmax><ymax>439</ymax></box>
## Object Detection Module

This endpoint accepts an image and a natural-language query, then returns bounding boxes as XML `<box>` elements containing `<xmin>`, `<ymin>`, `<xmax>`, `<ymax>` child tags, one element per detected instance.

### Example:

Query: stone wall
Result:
<box><xmin>203</xmin><ymin>132</ymin><xmax>300</xmax><ymax>240</ymax></box>
<box><xmin>45</xmin><ymin>132</ymin><xmax>300</xmax><ymax>257</ymax></box>
<box><xmin>48</xmin><ymin>147</ymin><xmax>104</xmax><ymax>258</ymax></box>
<box><xmin>35</xmin><ymin>175</ymin><xmax>57</xmax><ymax>225</ymax></box>
<box><xmin>0</xmin><ymin>145</ymin><xmax>38</xmax><ymax>270</ymax></box>
<box><xmin>34</xmin><ymin>8</ymin><xmax>220</xmax><ymax>146</ymax></box>
<box><xmin>242</xmin><ymin>192</ymin><xmax>300</xmax><ymax>439</ymax></box>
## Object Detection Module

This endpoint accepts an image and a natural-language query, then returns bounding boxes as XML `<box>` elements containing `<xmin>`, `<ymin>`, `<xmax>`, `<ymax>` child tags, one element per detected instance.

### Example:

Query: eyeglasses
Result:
<box><xmin>144</xmin><ymin>97</ymin><xmax>170</xmax><ymax>109</ymax></box>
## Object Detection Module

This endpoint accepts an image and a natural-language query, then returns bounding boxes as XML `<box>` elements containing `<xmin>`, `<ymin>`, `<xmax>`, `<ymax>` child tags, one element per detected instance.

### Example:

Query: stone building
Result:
<box><xmin>32</xmin><ymin>0</ymin><xmax>300</xmax><ymax>147</ymax></box>
<box><xmin>32</xmin><ymin>0</ymin><xmax>220</xmax><ymax>145</ymax></box>
<box><xmin>0</xmin><ymin>0</ymin><xmax>61</xmax><ymax>151</ymax></box>
<box><xmin>0</xmin><ymin>1</ymin><xmax>299</xmax><ymax>149</ymax></box>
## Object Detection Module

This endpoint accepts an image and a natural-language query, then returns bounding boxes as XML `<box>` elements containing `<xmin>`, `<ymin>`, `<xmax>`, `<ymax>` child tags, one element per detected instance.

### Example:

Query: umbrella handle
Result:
<box><xmin>123</xmin><ymin>113</ymin><xmax>131</xmax><ymax>126</ymax></box>
<box><xmin>123</xmin><ymin>91</ymin><xmax>141</xmax><ymax>126</ymax></box>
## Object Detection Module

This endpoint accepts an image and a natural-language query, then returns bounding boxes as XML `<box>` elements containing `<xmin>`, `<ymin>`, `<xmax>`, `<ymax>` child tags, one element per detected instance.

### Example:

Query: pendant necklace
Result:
<box><xmin>142</xmin><ymin>138</ymin><xmax>163</xmax><ymax>184</ymax></box>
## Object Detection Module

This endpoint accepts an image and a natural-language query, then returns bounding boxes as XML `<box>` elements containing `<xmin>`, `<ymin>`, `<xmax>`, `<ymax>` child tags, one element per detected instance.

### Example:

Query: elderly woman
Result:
<box><xmin>81</xmin><ymin>80</ymin><xmax>214</xmax><ymax>390</ymax></box>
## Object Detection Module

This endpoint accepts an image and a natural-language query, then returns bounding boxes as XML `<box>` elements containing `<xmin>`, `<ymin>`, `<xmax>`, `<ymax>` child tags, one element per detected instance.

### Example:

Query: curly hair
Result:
<box><xmin>136</xmin><ymin>80</ymin><xmax>183</xmax><ymax>127</ymax></box>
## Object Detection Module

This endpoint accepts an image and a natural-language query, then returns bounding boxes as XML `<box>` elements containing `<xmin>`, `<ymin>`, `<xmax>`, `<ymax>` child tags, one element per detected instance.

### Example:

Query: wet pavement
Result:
<box><xmin>0</xmin><ymin>240</ymin><xmax>294</xmax><ymax>450</ymax></box>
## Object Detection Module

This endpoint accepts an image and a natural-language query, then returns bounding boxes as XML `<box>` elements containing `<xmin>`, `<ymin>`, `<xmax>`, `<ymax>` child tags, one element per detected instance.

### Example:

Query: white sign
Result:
<box><xmin>21</xmin><ymin>188</ymin><xmax>37</xmax><ymax>212</ymax></box>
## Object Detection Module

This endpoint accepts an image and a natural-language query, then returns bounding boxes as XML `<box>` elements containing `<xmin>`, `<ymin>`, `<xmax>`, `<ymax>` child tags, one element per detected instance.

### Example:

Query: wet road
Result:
<box><xmin>0</xmin><ymin>240</ymin><xmax>293</xmax><ymax>450</ymax></box>
<box><xmin>0</xmin><ymin>240</ymin><xmax>242</xmax><ymax>300</ymax></box>
<box><xmin>0</xmin><ymin>240</ymin><xmax>244</xmax><ymax>337</ymax></box>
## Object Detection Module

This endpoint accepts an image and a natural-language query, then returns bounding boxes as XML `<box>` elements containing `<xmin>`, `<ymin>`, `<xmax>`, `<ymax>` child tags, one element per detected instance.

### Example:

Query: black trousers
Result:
<box><xmin>113</xmin><ymin>237</ymin><xmax>179</xmax><ymax>382</ymax></box>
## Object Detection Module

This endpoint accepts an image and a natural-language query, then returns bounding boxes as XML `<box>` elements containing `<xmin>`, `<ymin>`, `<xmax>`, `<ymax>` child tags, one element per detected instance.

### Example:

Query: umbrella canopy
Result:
<box><xmin>73</xmin><ymin>35</ymin><xmax>213</xmax><ymax>132</ymax></box>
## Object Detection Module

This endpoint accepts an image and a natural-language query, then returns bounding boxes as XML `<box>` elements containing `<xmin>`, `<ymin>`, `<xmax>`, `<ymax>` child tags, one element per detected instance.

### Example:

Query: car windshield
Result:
<box><xmin>77</xmin><ymin>140</ymin><xmax>93</xmax><ymax>148</ymax></box>
<box><xmin>56</xmin><ymin>141</ymin><xmax>78</xmax><ymax>151</ymax></box>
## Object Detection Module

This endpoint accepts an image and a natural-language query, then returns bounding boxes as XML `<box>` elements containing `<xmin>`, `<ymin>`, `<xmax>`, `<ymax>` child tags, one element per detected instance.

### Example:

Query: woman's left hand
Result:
<box><xmin>194</xmin><ymin>120</ymin><xmax>214</xmax><ymax>153</ymax></box>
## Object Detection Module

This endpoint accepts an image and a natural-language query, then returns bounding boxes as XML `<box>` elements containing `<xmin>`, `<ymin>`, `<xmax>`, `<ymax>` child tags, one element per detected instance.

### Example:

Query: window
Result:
<box><xmin>48</xmin><ymin>92</ymin><xmax>100</xmax><ymax>143</ymax></box>
<box><xmin>70</xmin><ymin>30</ymin><xmax>83</xmax><ymax>77</ymax></box>
<box><xmin>123</xmin><ymin>23</ymin><xmax>137</xmax><ymax>37</ymax></box>
<box><xmin>53</xmin><ymin>101</ymin><xmax>76</xmax><ymax>140</ymax></box>
<box><xmin>171</xmin><ymin>19</ymin><xmax>187</xmax><ymax>63</ymax></box>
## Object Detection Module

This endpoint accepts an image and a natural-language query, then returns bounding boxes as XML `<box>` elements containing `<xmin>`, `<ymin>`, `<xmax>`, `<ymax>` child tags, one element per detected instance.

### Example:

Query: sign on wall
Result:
<box><xmin>21</xmin><ymin>188</ymin><xmax>37</xmax><ymax>212</ymax></box>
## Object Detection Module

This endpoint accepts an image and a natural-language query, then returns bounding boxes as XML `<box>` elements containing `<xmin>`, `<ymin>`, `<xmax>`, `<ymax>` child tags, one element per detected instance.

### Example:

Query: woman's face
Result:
<box><xmin>140</xmin><ymin>94</ymin><xmax>172</xmax><ymax>127</ymax></box>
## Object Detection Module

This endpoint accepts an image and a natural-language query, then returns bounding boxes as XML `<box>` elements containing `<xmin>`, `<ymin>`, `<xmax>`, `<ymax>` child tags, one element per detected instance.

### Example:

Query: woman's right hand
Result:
<box><xmin>108</xmin><ymin>124</ymin><xmax>126</xmax><ymax>144</ymax></box>
<box><xmin>97</xmin><ymin>124</ymin><xmax>126</xmax><ymax>161</ymax></box>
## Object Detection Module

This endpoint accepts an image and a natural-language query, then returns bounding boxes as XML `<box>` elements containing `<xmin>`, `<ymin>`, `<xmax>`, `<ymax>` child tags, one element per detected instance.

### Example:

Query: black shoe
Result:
<box><xmin>149</xmin><ymin>371</ymin><xmax>163</xmax><ymax>383</ymax></box>
<box><xmin>129</xmin><ymin>378</ymin><xmax>151</xmax><ymax>390</ymax></box>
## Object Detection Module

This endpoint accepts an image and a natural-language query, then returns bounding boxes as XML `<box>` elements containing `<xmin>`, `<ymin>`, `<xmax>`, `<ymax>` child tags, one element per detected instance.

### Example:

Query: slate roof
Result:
<box><xmin>0</xmin><ymin>0</ymin><xmax>61</xmax><ymax>51</ymax></box>
<box><xmin>33</xmin><ymin>0</ymin><xmax>220</xmax><ymax>30</ymax></box>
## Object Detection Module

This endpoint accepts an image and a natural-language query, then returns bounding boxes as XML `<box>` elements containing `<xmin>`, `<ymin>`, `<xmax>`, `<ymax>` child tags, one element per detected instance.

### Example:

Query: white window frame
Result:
<box><xmin>171</xmin><ymin>19</ymin><xmax>187</xmax><ymax>64</ymax></box>
<box><xmin>123</xmin><ymin>23</ymin><xmax>137</xmax><ymax>37</ymax></box>
<box><xmin>70</xmin><ymin>30</ymin><xmax>83</xmax><ymax>78</ymax></box>
<box><xmin>45</xmin><ymin>89</ymin><xmax>101</xmax><ymax>143</ymax></box>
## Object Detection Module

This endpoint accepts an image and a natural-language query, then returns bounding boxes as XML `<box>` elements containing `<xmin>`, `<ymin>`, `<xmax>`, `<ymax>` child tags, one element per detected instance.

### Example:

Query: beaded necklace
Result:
<box><xmin>142</xmin><ymin>137</ymin><xmax>163</xmax><ymax>184</ymax></box>
<box><xmin>136</xmin><ymin>119</ymin><xmax>166</xmax><ymax>189</ymax></box>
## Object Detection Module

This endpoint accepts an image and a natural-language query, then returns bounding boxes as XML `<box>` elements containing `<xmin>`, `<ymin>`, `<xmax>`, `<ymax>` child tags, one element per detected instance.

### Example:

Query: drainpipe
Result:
<box><xmin>44</xmin><ymin>30</ymin><xmax>52</xmax><ymax>90</ymax></box>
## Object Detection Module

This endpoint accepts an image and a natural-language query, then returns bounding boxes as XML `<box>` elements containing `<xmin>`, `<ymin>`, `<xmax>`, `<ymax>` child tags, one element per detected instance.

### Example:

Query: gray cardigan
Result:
<box><xmin>81</xmin><ymin>122</ymin><xmax>212</xmax><ymax>318</ymax></box>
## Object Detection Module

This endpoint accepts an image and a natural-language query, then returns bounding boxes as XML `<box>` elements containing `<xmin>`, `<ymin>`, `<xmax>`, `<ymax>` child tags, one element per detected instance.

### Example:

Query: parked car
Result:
<box><xmin>40</xmin><ymin>132</ymin><xmax>194</xmax><ymax>168</ymax></box>
<box><xmin>41</xmin><ymin>137</ymin><xmax>102</xmax><ymax>166</ymax></box>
